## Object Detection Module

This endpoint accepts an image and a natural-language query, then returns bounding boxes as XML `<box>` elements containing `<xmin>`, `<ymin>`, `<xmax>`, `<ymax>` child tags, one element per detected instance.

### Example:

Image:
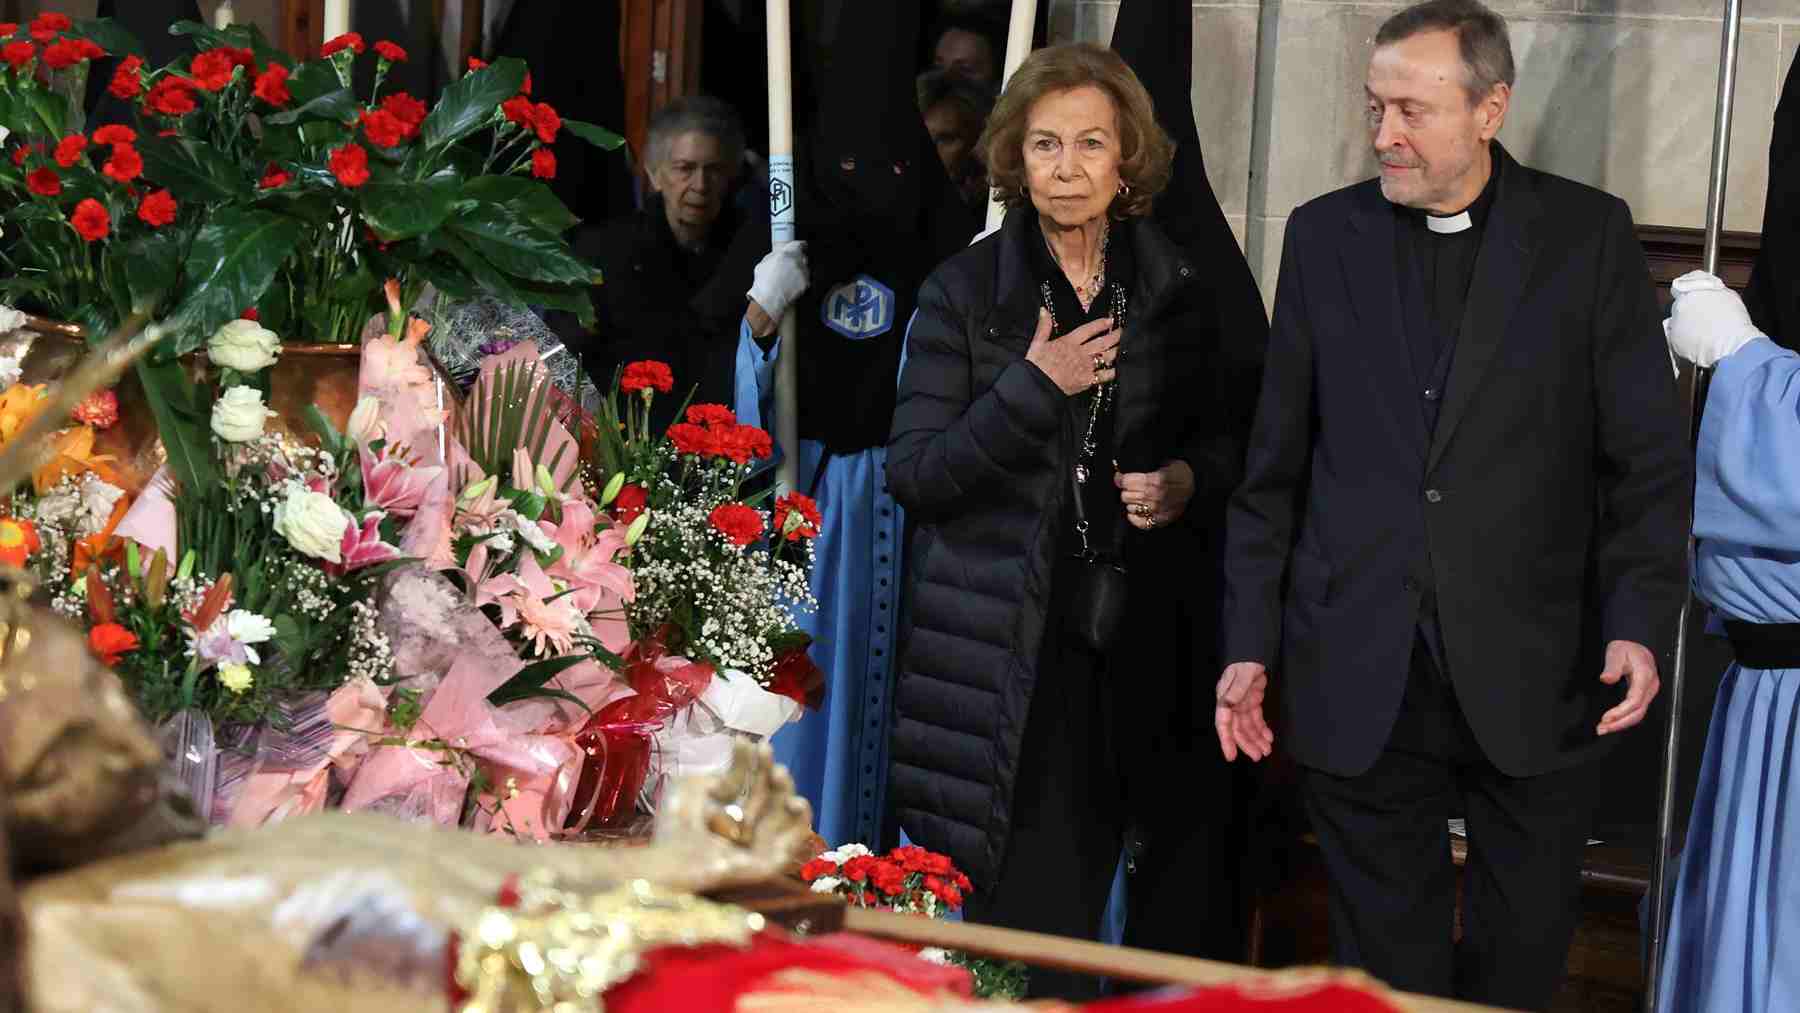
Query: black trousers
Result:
<box><xmin>961</xmin><ymin>599</ymin><xmax>1247</xmax><ymax>1000</ymax></box>
<box><xmin>1300</xmin><ymin>638</ymin><xmax>1598</xmax><ymax>1011</ymax></box>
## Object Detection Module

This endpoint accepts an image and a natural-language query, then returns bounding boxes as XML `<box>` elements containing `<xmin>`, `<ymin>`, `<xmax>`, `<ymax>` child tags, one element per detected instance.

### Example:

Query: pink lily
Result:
<box><xmin>361</xmin><ymin>444</ymin><xmax>442</xmax><ymax>519</ymax></box>
<box><xmin>546</xmin><ymin>499</ymin><xmax>635</xmax><ymax>652</ymax></box>
<box><xmin>493</xmin><ymin>553</ymin><xmax>581</xmax><ymax>658</ymax></box>
<box><xmin>328</xmin><ymin>512</ymin><xmax>403</xmax><ymax>575</ymax></box>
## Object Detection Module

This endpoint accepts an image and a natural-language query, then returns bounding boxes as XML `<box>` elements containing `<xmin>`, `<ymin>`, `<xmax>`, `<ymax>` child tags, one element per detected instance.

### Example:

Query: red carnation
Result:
<box><xmin>374</xmin><ymin>40</ymin><xmax>407</xmax><ymax>62</ymax></box>
<box><xmin>870</xmin><ymin>860</ymin><xmax>908</xmax><ymax>897</ymax></box>
<box><xmin>253</xmin><ymin>62</ymin><xmax>291</xmax><ymax>106</ymax></box>
<box><xmin>501</xmin><ymin>94</ymin><xmax>534</xmax><ymax>130</ymax></box>
<box><xmin>611</xmin><ymin>484</ymin><xmax>648</xmax><ymax>525</ymax></box>
<box><xmin>106</xmin><ymin>54</ymin><xmax>143</xmax><ymax>98</ymax></box>
<box><xmin>521</xmin><ymin>70</ymin><xmax>532</xmax><ymax>95</ymax></box>
<box><xmin>841</xmin><ymin>855</ymin><xmax>877</xmax><ymax>884</ymax></box>
<box><xmin>240</xmin><ymin>308</ymin><xmax>259</xmax><ymax>321</ymax></box>
<box><xmin>380</xmin><ymin>92</ymin><xmax>427</xmax><ymax>134</ymax></box>
<box><xmin>52</xmin><ymin>134</ymin><xmax>85</xmax><ymax>168</ymax></box>
<box><xmin>258</xmin><ymin>164</ymin><xmax>291</xmax><ymax>189</ymax></box>
<box><xmin>189</xmin><ymin>48</ymin><xmax>240</xmax><ymax>91</ymax></box>
<box><xmin>329</xmin><ymin>142</ymin><xmax>370</xmax><ymax>188</ymax></box>
<box><xmin>619</xmin><ymin>360</ymin><xmax>674</xmax><ymax>395</ymax></box>
<box><xmin>102</xmin><ymin>144</ymin><xmax>142</xmax><ymax>183</ymax></box>
<box><xmin>1</xmin><ymin>41</ymin><xmax>33</xmax><ymax>70</ymax></box>
<box><xmin>716</xmin><ymin>424</ymin><xmax>773</xmax><ymax>465</ymax></box>
<box><xmin>86</xmin><ymin>622</ymin><xmax>138</xmax><ymax>666</ymax></box>
<box><xmin>0</xmin><ymin>23</ymin><xmax>16</xmax><ymax>36</ymax></box>
<box><xmin>320</xmin><ymin>32</ymin><xmax>364</xmax><ymax>57</ymax></box>
<box><xmin>686</xmin><ymin>404</ymin><xmax>737</xmax><ymax>429</ymax></box>
<box><xmin>136</xmin><ymin>189</ymin><xmax>177</xmax><ymax>228</ymax></box>
<box><xmin>666</xmin><ymin>422</ymin><xmax>715</xmax><ymax>458</ymax></box>
<box><xmin>41</xmin><ymin>38</ymin><xmax>86</xmax><ymax>70</ymax></box>
<box><xmin>708</xmin><ymin>503</ymin><xmax>765</xmax><ymax>548</ymax></box>
<box><xmin>773</xmin><ymin>492</ymin><xmax>823</xmax><ymax>542</ymax></box>
<box><xmin>144</xmin><ymin>76</ymin><xmax>198</xmax><ymax>116</ymax></box>
<box><xmin>529</xmin><ymin>101</ymin><xmax>561</xmax><ymax>143</ymax></box>
<box><xmin>25</xmin><ymin>167</ymin><xmax>59</xmax><ymax>197</ymax></box>
<box><xmin>76</xmin><ymin>38</ymin><xmax>104</xmax><ymax>61</ymax></box>
<box><xmin>28</xmin><ymin>13</ymin><xmax>69</xmax><ymax>44</ymax></box>
<box><xmin>467</xmin><ymin>57</ymin><xmax>487</xmax><ymax>72</ymax></box>
<box><xmin>531</xmin><ymin>146</ymin><xmax>556</xmax><ymax>180</ymax></box>
<box><xmin>359</xmin><ymin>108</ymin><xmax>408</xmax><ymax>148</ymax></box>
<box><xmin>91</xmin><ymin>125</ymin><xmax>136</xmax><ymax>146</ymax></box>
<box><xmin>799</xmin><ymin>858</ymin><xmax>836</xmax><ymax>882</ymax></box>
<box><xmin>73</xmin><ymin>388</ymin><xmax>119</xmax><ymax>429</ymax></box>
<box><xmin>9</xmin><ymin>145</ymin><xmax>28</xmax><ymax>167</ymax></box>
<box><xmin>70</xmin><ymin>198</ymin><xmax>109</xmax><ymax>242</ymax></box>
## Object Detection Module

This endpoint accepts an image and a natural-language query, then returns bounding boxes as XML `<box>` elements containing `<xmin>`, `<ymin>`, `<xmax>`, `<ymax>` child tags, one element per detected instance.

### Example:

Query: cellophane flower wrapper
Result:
<box><xmin>229</xmin><ymin>679</ymin><xmax>389</xmax><ymax>828</ymax></box>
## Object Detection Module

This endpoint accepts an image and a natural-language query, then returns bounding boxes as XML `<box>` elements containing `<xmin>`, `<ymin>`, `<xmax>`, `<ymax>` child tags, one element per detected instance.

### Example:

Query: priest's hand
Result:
<box><xmin>1215</xmin><ymin>661</ymin><xmax>1274</xmax><ymax>762</ymax></box>
<box><xmin>1664</xmin><ymin>270</ymin><xmax>1763</xmax><ymax>368</ymax></box>
<box><xmin>1596</xmin><ymin>640</ymin><xmax>1660</xmax><ymax>735</ymax></box>
<box><xmin>1117</xmin><ymin>460</ymin><xmax>1194</xmax><ymax>530</ymax></box>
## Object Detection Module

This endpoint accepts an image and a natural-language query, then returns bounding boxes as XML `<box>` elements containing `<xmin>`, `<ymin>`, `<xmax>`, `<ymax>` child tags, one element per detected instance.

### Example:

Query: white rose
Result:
<box><xmin>217</xmin><ymin>662</ymin><xmax>254</xmax><ymax>694</ymax></box>
<box><xmin>346</xmin><ymin>395</ymin><xmax>383</xmax><ymax>443</ymax></box>
<box><xmin>809</xmin><ymin>876</ymin><xmax>843</xmax><ymax>894</ymax></box>
<box><xmin>207</xmin><ymin>318</ymin><xmax>282</xmax><ymax>372</ymax></box>
<box><xmin>210</xmin><ymin>385</ymin><xmax>274</xmax><ymax>443</ymax></box>
<box><xmin>274</xmin><ymin>486</ymin><xmax>349</xmax><ymax>563</ymax></box>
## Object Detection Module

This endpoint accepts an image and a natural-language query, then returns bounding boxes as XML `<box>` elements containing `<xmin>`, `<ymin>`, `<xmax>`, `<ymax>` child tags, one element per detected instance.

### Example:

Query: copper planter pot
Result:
<box><xmin>14</xmin><ymin>334</ymin><xmax>364</xmax><ymax>494</ymax></box>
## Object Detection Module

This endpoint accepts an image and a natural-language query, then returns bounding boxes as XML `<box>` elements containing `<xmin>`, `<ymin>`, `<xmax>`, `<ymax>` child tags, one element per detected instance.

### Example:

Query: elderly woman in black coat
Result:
<box><xmin>886</xmin><ymin>42</ymin><xmax>1265</xmax><ymax>999</ymax></box>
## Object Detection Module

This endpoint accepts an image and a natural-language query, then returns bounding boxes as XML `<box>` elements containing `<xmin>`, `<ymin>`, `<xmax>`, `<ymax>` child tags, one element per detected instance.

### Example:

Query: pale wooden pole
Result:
<box><xmin>984</xmin><ymin>0</ymin><xmax>1039</xmax><ymax>233</ymax></box>
<box><xmin>1644</xmin><ymin>1</ymin><xmax>1745</xmax><ymax>1008</ymax></box>
<box><xmin>767</xmin><ymin>0</ymin><xmax>799</xmax><ymax>495</ymax></box>
<box><xmin>322</xmin><ymin>0</ymin><xmax>350</xmax><ymax>42</ymax></box>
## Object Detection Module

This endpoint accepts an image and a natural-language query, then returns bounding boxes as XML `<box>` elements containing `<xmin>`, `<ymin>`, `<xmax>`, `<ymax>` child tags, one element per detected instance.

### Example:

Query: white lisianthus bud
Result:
<box><xmin>625</xmin><ymin>512</ymin><xmax>650</xmax><ymax>546</ymax></box>
<box><xmin>210</xmin><ymin>385</ymin><xmax>274</xmax><ymax>443</ymax></box>
<box><xmin>217</xmin><ymin>662</ymin><xmax>254</xmax><ymax>694</ymax></box>
<box><xmin>535</xmin><ymin>464</ymin><xmax>559</xmax><ymax>499</ymax></box>
<box><xmin>346</xmin><ymin>395</ymin><xmax>383</xmax><ymax>443</ymax></box>
<box><xmin>458</xmin><ymin>475</ymin><xmax>497</xmax><ymax>505</ymax></box>
<box><xmin>206</xmin><ymin>318</ymin><xmax>282</xmax><ymax>372</ymax></box>
<box><xmin>273</xmin><ymin>486</ymin><xmax>349</xmax><ymax>563</ymax></box>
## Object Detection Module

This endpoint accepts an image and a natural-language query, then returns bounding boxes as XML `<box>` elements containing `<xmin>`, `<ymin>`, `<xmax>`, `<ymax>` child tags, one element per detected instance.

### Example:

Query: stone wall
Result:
<box><xmin>1049</xmin><ymin>0</ymin><xmax>1800</xmax><ymax>305</ymax></box>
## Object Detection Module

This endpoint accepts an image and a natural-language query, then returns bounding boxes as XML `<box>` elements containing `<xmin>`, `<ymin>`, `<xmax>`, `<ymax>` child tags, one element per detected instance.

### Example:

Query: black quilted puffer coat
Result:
<box><xmin>886</xmin><ymin>208</ymin><xmax>1265</xmax><ymax>887</ymax></box>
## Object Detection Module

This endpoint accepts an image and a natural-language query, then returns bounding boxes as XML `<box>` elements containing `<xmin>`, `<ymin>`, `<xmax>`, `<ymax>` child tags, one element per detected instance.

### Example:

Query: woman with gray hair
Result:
<box><xmin>555</xmin><ymin>96</ymin><xmax>806</xmax><ymax>432</ymax></box>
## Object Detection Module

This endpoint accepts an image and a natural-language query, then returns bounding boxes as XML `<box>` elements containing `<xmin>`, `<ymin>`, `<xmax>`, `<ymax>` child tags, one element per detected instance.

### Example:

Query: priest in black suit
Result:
<box><xmin>1215</xmin><ymin>2</ymin><xmax>1689</xmax><ymax>1009</ymax></box>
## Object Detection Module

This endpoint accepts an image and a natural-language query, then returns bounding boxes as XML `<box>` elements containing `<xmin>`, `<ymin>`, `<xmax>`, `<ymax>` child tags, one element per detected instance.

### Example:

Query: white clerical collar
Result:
<box><xmin>1425</xmin><ymin>210</ymin><xmax>1473</xmax><ymax>234</ymax></box>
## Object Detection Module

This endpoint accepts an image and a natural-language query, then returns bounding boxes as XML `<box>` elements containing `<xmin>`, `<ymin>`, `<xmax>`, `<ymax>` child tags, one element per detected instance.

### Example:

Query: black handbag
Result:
<box><xmin>1064</xmin><ymin>463</ymin><xmax>1130</xmax><ymax>652</ymax></box>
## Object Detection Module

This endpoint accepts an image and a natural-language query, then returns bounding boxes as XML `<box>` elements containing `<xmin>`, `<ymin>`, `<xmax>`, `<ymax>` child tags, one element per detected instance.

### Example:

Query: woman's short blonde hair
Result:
<box><xmin>979</xmin><ymin>43</ymin><xmax>1173</xmax><ymax>219</ymax></box>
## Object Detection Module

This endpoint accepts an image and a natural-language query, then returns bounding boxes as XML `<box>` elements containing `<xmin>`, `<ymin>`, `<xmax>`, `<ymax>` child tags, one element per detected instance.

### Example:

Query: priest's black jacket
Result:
<box><xmin>1221</xmin><ymin>145</ymin><xmax>1691</xmax><ymax>779</ymax></box>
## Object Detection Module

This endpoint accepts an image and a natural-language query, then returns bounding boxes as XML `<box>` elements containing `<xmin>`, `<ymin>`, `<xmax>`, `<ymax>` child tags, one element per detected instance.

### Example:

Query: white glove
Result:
<box><xmin>747</xmin><ymin>241</ymin><xmax>809</xmax><ymax>322</ymax></box>
<box><xmin>1664</xmin><ymin>269</ymin><xmax>1763</xmax><ymax>370</ymax></box>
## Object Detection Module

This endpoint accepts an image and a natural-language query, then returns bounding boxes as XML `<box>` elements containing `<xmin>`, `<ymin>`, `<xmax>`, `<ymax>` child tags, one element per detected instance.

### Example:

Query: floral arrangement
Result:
<box><xmin>800</xmin><ymin>843</ymin><xmax>1027</xmax><ymax>1000</ymax></box>
<box><xmin>0</xmin><ymin>12</ymin><xmax>617</xmax><ymax>503</ymax></box>
<box><xmin>593</xmin><ymin>359</ymin><xmax>823</xmax><ymax>698</ymax></box>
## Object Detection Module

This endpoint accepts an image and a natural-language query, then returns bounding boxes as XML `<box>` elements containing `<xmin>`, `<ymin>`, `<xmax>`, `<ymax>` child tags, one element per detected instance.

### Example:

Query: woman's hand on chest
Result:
<box><xmin>1023</xmin><ymin>307</ymin><xmax>1121</xmax><ymax>395</ymax></box>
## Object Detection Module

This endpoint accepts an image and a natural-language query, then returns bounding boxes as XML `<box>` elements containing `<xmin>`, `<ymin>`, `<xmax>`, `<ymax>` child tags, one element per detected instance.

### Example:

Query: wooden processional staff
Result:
<box><xmin>1644</xmin><ymin>0</ymin><xmax>1746</xmax><ymax>1007</ymax></box>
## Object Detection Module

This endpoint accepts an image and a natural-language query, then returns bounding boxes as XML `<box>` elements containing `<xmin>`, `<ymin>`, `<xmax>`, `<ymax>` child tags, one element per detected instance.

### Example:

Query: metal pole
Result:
<box><xmin>984</xmin><ymin>0</ymin><xmax>1039</xmax><ymax>232</ymax></box>
<box><xmin>1645</xmin><ymin>0</ymin><xmax>1744</xmax><ymax>1007</ymax></box>
<box><xmin>767</xmin><ymin>0</ymin><xmax>799</xmax><ymax>495</ymax></box>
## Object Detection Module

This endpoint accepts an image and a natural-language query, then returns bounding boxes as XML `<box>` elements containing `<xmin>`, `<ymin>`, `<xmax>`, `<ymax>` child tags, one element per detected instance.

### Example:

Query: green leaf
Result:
<box><xmin>281</xmin><ymin>60</ymin><xmax>345</xmax><ymax>110</ymax></box>
<box><xmin>167</xmin><ymin>20</ymin><xmax>283</xmax><ymax>66</ymax></box>
<box><xmin>436</xmin><ymin>231</ymin><xmax>528</xmax><ymax>309</ymax></box>
<box><xmin>73</xmin><ymin>18</ymin><xmax>146</xmax><ymax>58</ymax></box>
<box><xmin>562</xmin><ymin>118</ymin><xmax>626</xmax><ymax>151</ymax></box>
<box><xmin>137</xmin><ymin>136</ymin><xmax>248</xmax><ymax>204</ymax></box>
<box><xmin>447</xmin><ymin>204</ymin><xmax>593</xmax><ymax>286</ymax></box>
<box><xmin>263</xmin><ymin>86</ymin><xmax>358</xmax><ymax>127</ymax></box>
<box><xmin>458</xmin><ymin>176</ymin><xmax>579</xmax><ymax>234</ymax></box>
<box><xmin>419</xmin><ymin>58</ymin><xmax>526</xmax><ymax>152</ymax></box>
<box><xmin>121</xmin><ymin>227</ymin><xmax>185</xmax><ymax>315</ymax></box>
<box><xmin>487</xmin><ymin>653</ymin><xmax>590</xmax><ymax>707</ymax></box>
<box><xmin>303</xmin><ymin>405</ymin><xmax>345</xmax><ymax>452</ymax></box>
<box><xmin>135</xmin><ymin>356</ymin><xmax>217</xmax><ymax>493</ymax></box>
<box><xmin>515</xmin><ymin>282</ymin><xmax>595</xmax><ymax>327</ymax></box>
<box><xmin>360</xmin><ymin>173</ymin><xmax>457</xmax><ymax>240</ymax></box>
<box><xmin>25</xmin><ymin>89</ymin><xmax>68</xmax><ymax>139</ymax></box>
<box><xmin>165</xmin><ymin>208</ymin><xmax>307</xmax><ymax>353</ymax></box>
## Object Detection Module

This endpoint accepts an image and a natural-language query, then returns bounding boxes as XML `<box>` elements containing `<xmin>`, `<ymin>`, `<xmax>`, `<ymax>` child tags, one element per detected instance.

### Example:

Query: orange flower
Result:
<box><xmin>33</xmin><ymin>426</ymin><xmax>117</xmax><ymax>494</ymax></box>
<box><xmin>86</xmin><ymin>622</ymin><xmax>138</xmax><ymax>667</ymax></box>
<box><xmin>0</xmin><ymin>517</ymin><xmax>39</xmax><ymax>568</ymax></box>
<box><xmin>0</xmin><ymin>383</ymin><xmax>47</xmax><ymax>447</ymax></box>
<box><xmin>71</xmin><ymin>495</ymin><xmax>130</xmax><ymax>574</ymax></box>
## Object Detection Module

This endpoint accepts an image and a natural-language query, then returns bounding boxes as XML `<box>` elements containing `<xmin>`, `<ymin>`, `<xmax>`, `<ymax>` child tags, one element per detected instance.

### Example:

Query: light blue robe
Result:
<box><xmin>735</xmin><ymin>321</ymin><xmax>900</xmax><ymax>849</ymax></box>
<box><xmin>1656</xmin><ymin>337</ymin><xmax>1800</xmax><ymax>1012</ymax></box>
